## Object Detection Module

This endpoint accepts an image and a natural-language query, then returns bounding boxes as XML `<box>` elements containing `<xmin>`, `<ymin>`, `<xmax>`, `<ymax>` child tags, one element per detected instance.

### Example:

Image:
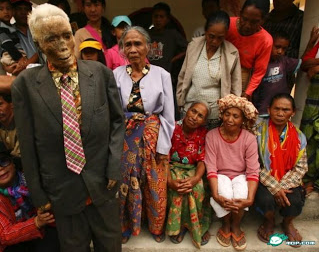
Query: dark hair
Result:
<box><xmin>47</xmin><ymin>0</ymin><xmax>71</xmax><ymax>17</ymax></box>
<box><xmin>269</xmin><ymin>93</ymin><xmax>296</xmax><ymax>111</ymax></box>
<box><xmin>0</xmin><ymin>93</ymin><xmax>12</xmax><ymax>103</ymax></box>
<box><xmin>272</xmin><ymin>30</ymin><xmax>290</xmax><ymax>42</ymax></box>
<box><xmin>202</xmin><ymin>0</ymin><xmax>220</xmax><ymax>8</ymax></box>
<box><xmin>204</xmin><ymin>10</ymin><xmax>230</xmax><ymax>31</ymax></box>
<box><xmin>0</xmin><ymin>0</ymin><xmax>11</xmax><ymax>6</ymax></box>
<box><xmin>81</xmin><ymin>0</ymin><xmax>116</xmax><ymax>48</ymax></box>
<box><xmin>153</xmin><ymin>2</ymin><xmax>171</xmax><ymax>16</ymax></box>
<box><xmin>81</xmin><ymin>0</ymin><xmax>105</xmax><ymax>7</ymax></box>
<box><xmin>241</xmin><ymin>0</ymin><xmax>270</xmax><ymax>18</ymax></box>
<box><xmin>80</xmin><ymin>38</ymin><xmax>106</xmax><ymax>65</ymax></box>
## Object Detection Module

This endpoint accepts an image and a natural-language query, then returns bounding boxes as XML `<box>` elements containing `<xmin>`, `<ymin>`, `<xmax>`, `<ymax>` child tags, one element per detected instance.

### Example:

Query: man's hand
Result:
<box><xmin>274</xmin><ymin>189</ymin><xmax>292</xmax><ymax>207</ymax></box>
<box><xmin>2</xmin><ymin>63</ymin><xmax>18</xmax><ymax>74</ymax></box>
<box><xmin>107</xmin><ymin>179</ymin><xmax>117</xmax><ymax>190</ymax></box>
<box><xmin>307</xmin><ymin>65</ymin><xmax>319</xmax><ymax>79</ymax></box>
<box><xmin>35</xmin><ymin>209</ymin><xmax>55</xmax><ymax>228</ymax></box>
<box><xmin>241</xmin><ymin>92</ymin><xmax>252</xmax><ymax>101</ymax></box>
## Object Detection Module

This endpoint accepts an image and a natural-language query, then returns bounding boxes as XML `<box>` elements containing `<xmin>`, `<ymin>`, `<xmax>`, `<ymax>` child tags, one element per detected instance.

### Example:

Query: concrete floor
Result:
<box><xmin>122</xmin><ymin>191</ymin><xmax>319</xmax><ymax>252</ymax></box>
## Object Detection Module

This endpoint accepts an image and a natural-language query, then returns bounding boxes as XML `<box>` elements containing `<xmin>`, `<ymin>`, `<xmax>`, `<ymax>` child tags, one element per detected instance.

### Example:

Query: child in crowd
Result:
<box><xmin>252</xmin><ymin>31</ymin><xmax>301</xmax><ymax>117</ymax></box>
<box><xmin>105</xmin><ymin>15</ymin><xmax>131</xmax><ymax>70</ymax></box>
<box><xmin>0</xmin><ymin>0</ymin><xmax>27</xmax><ymax>74</ymax></box>
<box><xmin>79</xmin><ymin>38</ymin><xmax>106</xmax><ymax>65</ymax></box>
<box><xmin>148</xmin><ymin>2</ymin><xmax>187</xmax><ymax>73</ymax></box>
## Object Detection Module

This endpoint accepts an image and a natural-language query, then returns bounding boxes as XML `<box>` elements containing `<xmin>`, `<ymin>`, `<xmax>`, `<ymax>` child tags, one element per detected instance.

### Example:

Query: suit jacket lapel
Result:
<box><xmin>78</xmin><ymin>60</ymin><xmax>94</xmax><ymax>142</ymax></box>
<box><xmin>36</xmin><ymin>65</ymin><xmax>63</xmax><ymax>125</ymax></box>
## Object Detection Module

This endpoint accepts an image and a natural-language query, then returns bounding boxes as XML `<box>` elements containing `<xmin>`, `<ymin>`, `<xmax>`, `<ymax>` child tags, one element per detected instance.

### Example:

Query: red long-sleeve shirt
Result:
<box><xmin>0</xmin><ymin>195</ymin><xmax>43</xmax><ymax>251</ymax></box>
<box><xmin>226</xmin><ymin>17</ymin><xmax>273</xmax><ymax>96</ymax></box>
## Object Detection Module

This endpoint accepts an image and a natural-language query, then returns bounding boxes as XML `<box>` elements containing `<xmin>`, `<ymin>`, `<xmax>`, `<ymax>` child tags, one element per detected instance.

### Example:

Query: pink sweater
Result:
<box><xmin>204</xmin><ymin>128</ymin><xmax>259</xmax><ymax>181</ymax></box>
<box><xmin>226</xmin><ymin>17</ymin><xmax>273</xmax><ymax>96</ymax></box>
<box><xmin>105</xmin><ymin>44</ymin><xmax>128</xmax><ymax>70</ymax></box>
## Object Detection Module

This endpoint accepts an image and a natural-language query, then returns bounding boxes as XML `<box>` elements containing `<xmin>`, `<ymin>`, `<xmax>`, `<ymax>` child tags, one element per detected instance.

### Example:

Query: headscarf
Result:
<box><xmin>0</xmin><ymin>171</ymin><xmax>35</xmax><ymax>221</ymax></box>
<box><xmin>218</xmin><ymin>94</ymin><xmax>258</xmax><ymax>133</ymax></box>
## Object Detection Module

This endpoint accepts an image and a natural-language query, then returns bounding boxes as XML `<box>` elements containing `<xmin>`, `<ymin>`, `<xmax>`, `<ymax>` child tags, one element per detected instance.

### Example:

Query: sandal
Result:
<box><xmin>216</xmin><ymin>228</ymin><xmax>231</xmax><ymax>247</ymax></box>
<box><xmin>231</xmin><ymin>232</ymin><xmax>247</xmax><ymax>251</ymax></box>
<box><xmin>201</xmin><ymin>231</ymin><xmax>210</xmax><ymax>246</ymax></box>
<box><xmin>257</xmin><ymin>224</ymin><xmax>274</xmax><ymax>243</ymax></box>
<box><xmin>281</xmin><ymin>223</ymin><xmax>302</xmax><ymax>248</ymax></box>
<box><xmin>122</xmin><ymin>236</ymin><xmax>130</xmax><ymax>244</ymax></box>
<box><xmin>152</xmin><ymin>232</ymin><xmax>166</xmax><ymax>243</ymax></box>
<box><xmin>169</xmin><ymin>229</ymin><xmax>187</xmax><ymax>244</ymax></box>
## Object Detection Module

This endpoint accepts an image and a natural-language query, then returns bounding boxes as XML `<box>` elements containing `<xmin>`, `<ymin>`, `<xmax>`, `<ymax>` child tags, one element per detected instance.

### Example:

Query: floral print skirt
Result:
<box><xmin>166</xmin><ymin>162</ymin><xmax>212</xmax><ymax>248</ymax></box>
<box><xmin>120</xmin><ymin>112</ymin><xmax>167</xmax><ymax>237</ymax></box>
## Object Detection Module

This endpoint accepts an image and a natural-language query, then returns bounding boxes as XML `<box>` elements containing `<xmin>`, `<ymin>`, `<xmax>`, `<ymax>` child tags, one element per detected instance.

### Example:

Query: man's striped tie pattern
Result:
<box><xmin>60</xmin><ymin>74</ymin><xmax>86</xmax><ymax>174</ymax></box>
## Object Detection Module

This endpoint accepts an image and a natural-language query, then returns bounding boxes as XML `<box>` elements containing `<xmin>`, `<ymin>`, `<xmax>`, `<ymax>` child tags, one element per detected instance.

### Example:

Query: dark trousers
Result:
<box><xmin>5</xmin><ymin>226</ymin><xmax>60</xmax><ymax>252</ymax></box>
<box><xmin>55</xmin><ymin>198</ymin><xmax>121</xmax><ymax>252</ymax></box>
<box><xmin>255</xmin><ymin>183</ymin><xmax>305</xmax><ymax>217</ymax></box>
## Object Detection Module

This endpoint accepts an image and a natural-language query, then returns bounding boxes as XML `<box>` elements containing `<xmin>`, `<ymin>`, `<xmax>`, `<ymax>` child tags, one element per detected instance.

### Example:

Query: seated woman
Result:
<box><xmin>255</xmin><ymin>93</ymin><xmax>307</xmax><ymax>247</ymax></box>
<box><xmin>0</xmin><ymin>151</ymin><xmax>59</xmax><ymax>251</ymax></box>
<box><xmin>205</xmin><ymin>94</ymin><xmax>259</xmax><ymax>251</ymax></box>
<box><xmin>166</xmin><ymin>101</ymin><xmax>211</xmax><ymax>249</ymax></box>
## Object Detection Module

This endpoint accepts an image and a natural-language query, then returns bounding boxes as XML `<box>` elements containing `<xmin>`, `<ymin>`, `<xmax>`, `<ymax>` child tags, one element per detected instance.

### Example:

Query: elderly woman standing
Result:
<box><xmin>205</xmin><ymin>94</ymin><xmax>259</xmax><ymax>251</ymax></box>
<box><xmin>113</xmin><ymin>26</ymin><xmax>175</xmax><ymax>244</ymax></box>
<box><xmin>177</xmin><ymin>10</ymin><xmax>241</xmax><ymax>129</ymax></box>
<box><xmin>255</xmin><ymin>93</ymin><xmax>307</xmax><ymax>247</ymax></box>
<box><xmin>166</xmin><ymin>102</ymin><xmax>211</xmax><ymax>248</ymax></box>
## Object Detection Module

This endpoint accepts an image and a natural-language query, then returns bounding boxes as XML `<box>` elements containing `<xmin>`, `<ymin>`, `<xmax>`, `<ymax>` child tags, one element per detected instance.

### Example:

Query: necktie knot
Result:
<box><xmin>60</xmin><ymin>74</ymin><xmax>70</xmax><ymax>85</ymax></box>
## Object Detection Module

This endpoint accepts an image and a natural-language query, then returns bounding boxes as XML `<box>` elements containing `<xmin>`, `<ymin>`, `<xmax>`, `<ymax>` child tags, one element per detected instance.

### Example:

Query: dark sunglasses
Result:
<box><xmin>0</xmin><ymin>157</ymin><xmax>12</xmax><ymax>167</ymax></box>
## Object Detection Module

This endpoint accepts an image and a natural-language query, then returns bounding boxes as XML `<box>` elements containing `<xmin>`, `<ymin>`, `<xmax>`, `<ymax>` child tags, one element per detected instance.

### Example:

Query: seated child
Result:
<box><xmin>79</xmin><ymin>38</ymin><xmax>106</xmax><ymax>65</ymax></box>
<box><xmin>252</xmin><ymin>31</ymin><xmax>301</xmax><ymax>117</ymax></box>
<box><xmin>0</xmin><ymin>0</ymin><xmax>27</xmax><ymax>74</ymax></box>
<box><xmin>105</xmin><ymin>15</ymin><xmax>131</xmax><ymax>70</ymax></box>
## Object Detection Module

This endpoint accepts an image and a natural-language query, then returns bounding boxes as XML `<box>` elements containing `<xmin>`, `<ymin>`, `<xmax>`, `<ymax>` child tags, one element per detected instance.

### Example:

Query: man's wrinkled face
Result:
<box><xmin>38</xmin><ymin>18</ymin><xmax>75</xmax><ymax>72</ymax></box>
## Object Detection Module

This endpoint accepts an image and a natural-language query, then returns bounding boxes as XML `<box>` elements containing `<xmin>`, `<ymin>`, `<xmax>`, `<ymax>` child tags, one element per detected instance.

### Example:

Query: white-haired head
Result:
<box><xmin>28</xmin><ymin>3</ymin><xmax>70</xmax><ymax>43</ymax></box>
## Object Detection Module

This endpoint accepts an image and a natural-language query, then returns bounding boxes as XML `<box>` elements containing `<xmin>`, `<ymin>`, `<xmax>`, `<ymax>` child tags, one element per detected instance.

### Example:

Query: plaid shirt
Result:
<box><xmin>260</xmin><ymin>150</ymin><xmax>308</xmax><ymax>195</ymax></box>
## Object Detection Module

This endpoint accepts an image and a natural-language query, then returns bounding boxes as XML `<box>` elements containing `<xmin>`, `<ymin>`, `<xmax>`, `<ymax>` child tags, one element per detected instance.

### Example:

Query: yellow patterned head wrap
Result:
<box><xmin>218</xmin><ymin>94</ymin><xmax>258</xmax><ymax>133</ymax></box>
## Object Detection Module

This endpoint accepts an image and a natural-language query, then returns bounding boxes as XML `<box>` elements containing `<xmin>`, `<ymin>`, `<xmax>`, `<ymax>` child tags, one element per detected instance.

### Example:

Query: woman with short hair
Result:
<box><xmin>113</xmin><ymin>26</ymin><xmax>175</xmax><ymax>244</ymax></box>
<box><xmin>177</xmin><ymin>10</ymin><xmax>242</xmax><ymax>129</ymax></box>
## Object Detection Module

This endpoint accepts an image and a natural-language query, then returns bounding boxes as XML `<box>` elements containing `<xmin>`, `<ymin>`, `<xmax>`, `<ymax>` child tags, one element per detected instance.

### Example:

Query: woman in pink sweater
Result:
<box><xmin>205</xmin><ymin>94</ymin><xmax>259</xmax><ymax>251</ymax></box>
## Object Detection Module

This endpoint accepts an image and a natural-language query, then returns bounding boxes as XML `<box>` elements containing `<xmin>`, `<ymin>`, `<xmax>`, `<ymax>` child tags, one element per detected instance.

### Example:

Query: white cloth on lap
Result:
<box><xmin>210</xmin><ymin>174</ymin><xmax>248</xmax><ymax>218</ymax></box>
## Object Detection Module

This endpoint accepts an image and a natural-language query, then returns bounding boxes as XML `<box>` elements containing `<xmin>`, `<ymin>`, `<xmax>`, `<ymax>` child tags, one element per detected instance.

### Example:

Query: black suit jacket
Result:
<box><xmin>12</xmin><ymin>60</ymin><xmax>125</xmax><ymax>215</ymax></box>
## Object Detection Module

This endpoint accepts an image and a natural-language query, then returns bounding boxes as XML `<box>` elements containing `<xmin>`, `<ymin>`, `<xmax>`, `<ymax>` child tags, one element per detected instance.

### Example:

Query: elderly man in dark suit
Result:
<box><xmin>11</xmin><ymin>4</ymin><xmax>124</xmax><ymax>251</ymax></box>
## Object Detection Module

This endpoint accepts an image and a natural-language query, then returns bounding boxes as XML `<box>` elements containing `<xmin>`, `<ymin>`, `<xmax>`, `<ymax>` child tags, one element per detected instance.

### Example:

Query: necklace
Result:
<box><xmin>207</xmin><ymin>56</ymin><xmax>221</xmax><ymax>80</ymax></box>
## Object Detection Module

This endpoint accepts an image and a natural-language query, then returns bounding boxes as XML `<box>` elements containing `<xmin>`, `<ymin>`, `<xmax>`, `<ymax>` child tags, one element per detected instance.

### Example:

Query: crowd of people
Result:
<box><xmin>0</xmin><ymin>0</ymin><xmax>318</xmax><ymax>251</ymax></box>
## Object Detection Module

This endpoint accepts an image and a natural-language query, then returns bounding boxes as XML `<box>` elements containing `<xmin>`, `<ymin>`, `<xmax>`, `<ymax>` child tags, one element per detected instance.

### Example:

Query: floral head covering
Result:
<box><xmin>218</xmin><ymin>94</ymin><xmax>258</xmax><ymax>133</ymax></box>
